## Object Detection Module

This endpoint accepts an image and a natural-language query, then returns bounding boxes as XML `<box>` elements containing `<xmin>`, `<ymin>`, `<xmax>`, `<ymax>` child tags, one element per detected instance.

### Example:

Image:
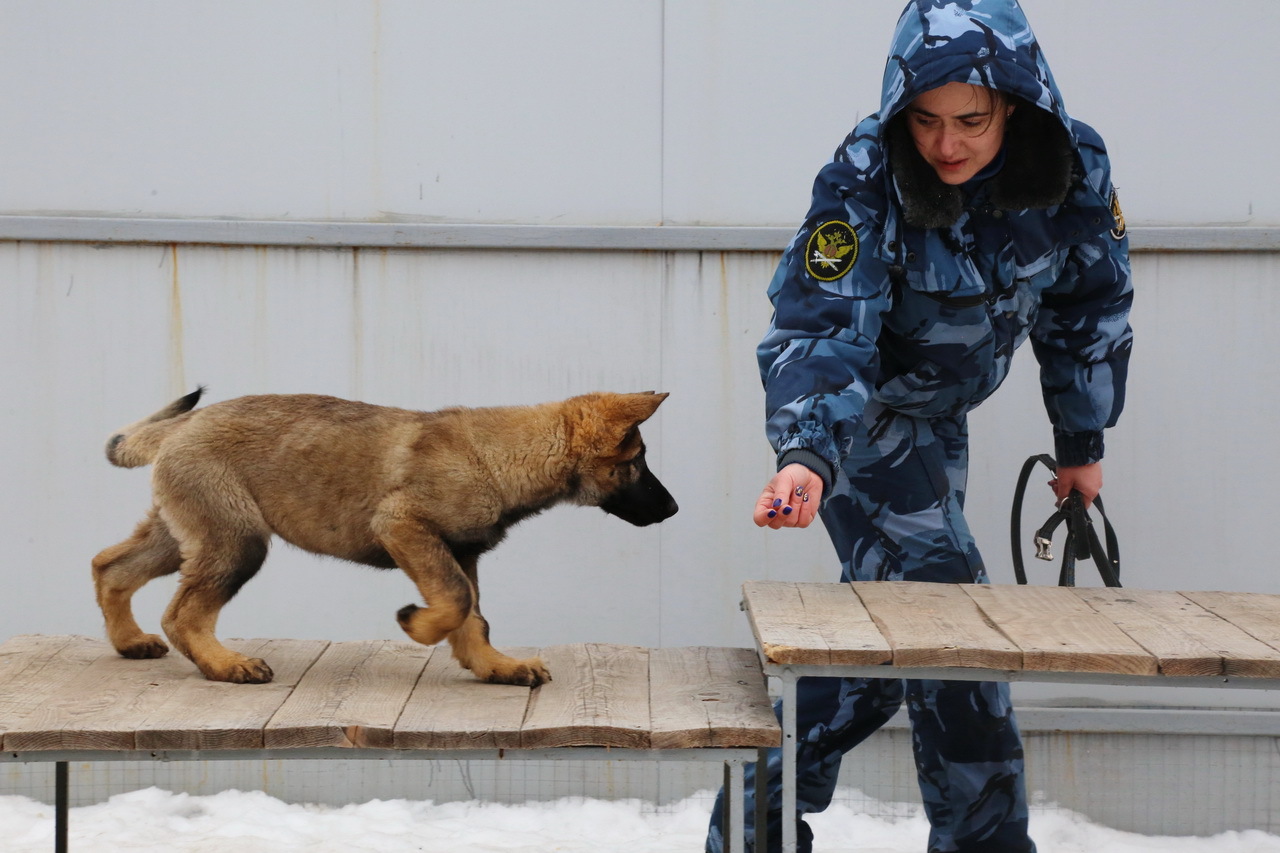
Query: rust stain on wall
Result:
<box><xmin>168</xmin><ymin>244</ymin><xmax>187</xmax><ymax>395</ymax></box>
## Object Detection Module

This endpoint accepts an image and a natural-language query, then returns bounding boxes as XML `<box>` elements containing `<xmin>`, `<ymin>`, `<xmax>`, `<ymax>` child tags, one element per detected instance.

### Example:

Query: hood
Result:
<box><xmin>881</xmin><ymin>0</ymin><xmax>1078</xmax><ymax>227</ymax></box>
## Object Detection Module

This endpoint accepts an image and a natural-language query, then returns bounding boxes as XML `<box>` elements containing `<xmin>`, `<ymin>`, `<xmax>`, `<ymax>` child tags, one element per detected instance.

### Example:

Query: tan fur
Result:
<box><xmin>91</xmin><ymin>390</ymin><xmax>676</xmax><ymax>686</ymax></box>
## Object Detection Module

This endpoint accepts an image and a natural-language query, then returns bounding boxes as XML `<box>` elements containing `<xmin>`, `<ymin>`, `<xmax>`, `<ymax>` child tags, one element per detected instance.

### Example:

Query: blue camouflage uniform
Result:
<box><xmin>707</xmin><ymin>1</ymin><xmax>1133</xmax><ymax>851</ymax></box>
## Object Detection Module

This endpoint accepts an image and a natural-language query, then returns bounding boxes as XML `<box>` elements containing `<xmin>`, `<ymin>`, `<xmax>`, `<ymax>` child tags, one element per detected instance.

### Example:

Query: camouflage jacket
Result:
<box><xmin>761</xmin><ymin>0</ymin><xmax>1134</xmax><ymax>487</ymax></box>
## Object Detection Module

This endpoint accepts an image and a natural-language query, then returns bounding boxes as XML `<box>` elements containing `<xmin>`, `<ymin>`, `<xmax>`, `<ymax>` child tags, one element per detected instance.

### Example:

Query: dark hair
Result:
<box><xmin>969</xmin><ymin>86</ymin><xmax>1012</xmax><ymax>135</ymax></box>
<box><xmin>899</xmin><ymin>84</ymin><xmax>1013</xmax><ymax>136</ymax></box>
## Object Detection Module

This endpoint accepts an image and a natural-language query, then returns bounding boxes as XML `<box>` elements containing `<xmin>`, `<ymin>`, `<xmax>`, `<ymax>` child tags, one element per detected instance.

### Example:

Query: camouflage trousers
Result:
<box><xmin>708</xmin><ymin>402</ymin><xmax>1035</xmax><ymax>853</ymax></box>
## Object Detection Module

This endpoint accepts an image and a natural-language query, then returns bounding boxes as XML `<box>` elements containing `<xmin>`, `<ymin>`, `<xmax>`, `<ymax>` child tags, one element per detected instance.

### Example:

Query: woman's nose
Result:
<box><xmin>937</xmin><ymin>128</ymin><xmax>961</xmax><ymax>157</ymax></box>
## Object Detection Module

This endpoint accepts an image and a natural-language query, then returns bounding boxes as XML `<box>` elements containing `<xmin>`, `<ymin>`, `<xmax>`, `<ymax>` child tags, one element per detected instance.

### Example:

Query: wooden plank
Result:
<box><xmin>648</xmin><ymin>647</ymin><xmax>779</xmax><ymax>749</ymax></box>
<box><xmin>1071</xmin><ymin>587</ymin><xmax>1280</xmax><ymax>678</ymax></box>
<box><xmin>742</xmin><ymin>581</ymin><xmax>891</xmax><ymax>666</ymax></box>
<box><xmin>1180</xmin><ymin>591</ymin><xmax>1280</xmax><ymax>677</ymax></box>
<box><xmin>964</xmin><ymin>585</ymin><xmax>1157</xmax><ymax>675</ymax></box>
<box><xmin>0</xmin><ymin>635</ymin><xmax>79</xmax><ymax>685</ymax></box>
<box><xmin>132</xmin><ymin>638</ymin><xmax>329</xmax><ymax>750</ymax></box>
<box><xmin>264</xmin><ymin>641</ymin><xmax>433</xmax><ymax>749</ymax></box>
<box><xmin>392</xmin><ymin>646</ymin><xmax>537</xmax><ymax>750</ymax></box>
<box><xmin>854</xmin><ymin>582</ymin><xmax>1023</xmax><ymax>671</ymax></box>
<box><xmin>520</xmin><ymin>644</ymin><xmax>650</xmax><ymax>749</ymax></box>
<box><xmin>0</xmin><ymin>636</ymin><xmax>111</xmax><ymax>748</ymax></box>
<box><xmin>4</xmin><ymin>638</ymin><xmax>205</xmax><ymax>751</ymax></box>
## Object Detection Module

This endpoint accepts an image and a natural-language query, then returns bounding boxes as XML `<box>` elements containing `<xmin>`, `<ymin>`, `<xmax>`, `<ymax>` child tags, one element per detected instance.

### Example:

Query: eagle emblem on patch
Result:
<box><xmin>1109</xmin><ymin>189</ymin><xmax>1126</xmax><ymax>240</ymax></box>
<box><xmin>805</xmin><ymin>220</ymin><xmax>859</xmax><ymax>281</ymax></box>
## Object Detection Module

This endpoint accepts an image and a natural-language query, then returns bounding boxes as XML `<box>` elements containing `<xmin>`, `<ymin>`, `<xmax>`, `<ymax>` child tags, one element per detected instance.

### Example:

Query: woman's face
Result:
<box><xmin>905</xmin><ymin>82</ymin><xmax>1012</xmax><ymax>185</ymax></box>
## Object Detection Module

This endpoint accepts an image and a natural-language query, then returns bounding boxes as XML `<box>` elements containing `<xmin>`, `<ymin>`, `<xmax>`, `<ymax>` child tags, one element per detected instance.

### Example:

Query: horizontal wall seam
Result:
<box><xmin>0</xmin><ymin>217</ymin><xmax>1278</xmax><ymax>253</ymax></box>
<box><xmin>876</xmin><ymin>705</ymin><xmax>1280</xmax><ymax>736</ymax></box>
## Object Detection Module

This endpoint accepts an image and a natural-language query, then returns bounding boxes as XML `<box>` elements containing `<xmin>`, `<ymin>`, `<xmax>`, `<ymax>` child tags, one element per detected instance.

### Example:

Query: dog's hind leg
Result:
<box><xmin>160</xmin><ymin>531</ymin><xmax>274</xmax><ymax>684</ymax></box>
<box><xmin>92</xmin><ymin>508</ymin><xmax>182</xmax><ymax>659</ymax></box>
<box><xmin>445</xmin><ymin>551</ymin><xmax>550</xmax><ymax>687</ymax></box>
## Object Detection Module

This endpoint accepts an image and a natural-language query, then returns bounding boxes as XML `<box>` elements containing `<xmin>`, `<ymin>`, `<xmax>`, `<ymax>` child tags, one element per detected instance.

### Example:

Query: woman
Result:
<box><xmin>707</xmin><ymin>2</ymin><xmax>1132</xmax><ymax>852</ymax></box>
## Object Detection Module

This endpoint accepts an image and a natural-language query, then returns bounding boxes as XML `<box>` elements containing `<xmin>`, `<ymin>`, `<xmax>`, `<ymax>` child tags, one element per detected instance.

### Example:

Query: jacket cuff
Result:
<box><xmin>1054</xmin><ymin>430</ymin><xmax>1105</xmax><ymax>468</ymax></box>
<box><xmin>777</xmin><ymin>448</ymin><xmax>835</xmax><ymax>495</ymax></box>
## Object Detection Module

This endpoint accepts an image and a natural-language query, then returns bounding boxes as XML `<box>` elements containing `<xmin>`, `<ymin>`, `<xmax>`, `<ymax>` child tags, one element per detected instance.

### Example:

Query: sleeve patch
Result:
<box><xmin>805</xmin><ymin>220</ymin><xmax>860</xmax><ymax>281</ymax></box>
<box><xmin>1109</xmin><ymin>189</ymin><xmax>1126</xmax><ymax>240</ymax></box>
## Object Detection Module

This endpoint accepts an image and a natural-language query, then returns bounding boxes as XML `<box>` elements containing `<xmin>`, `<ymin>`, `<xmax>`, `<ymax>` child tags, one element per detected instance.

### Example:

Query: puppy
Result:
<box><xmin>91</xmin><ymin>389</ymin><xmax>677</xmax><ymax>686</ymax></box>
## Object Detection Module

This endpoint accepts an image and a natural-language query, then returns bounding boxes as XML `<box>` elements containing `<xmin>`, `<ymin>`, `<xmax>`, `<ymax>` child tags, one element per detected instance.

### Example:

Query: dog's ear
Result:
<box><xmin>569</xmin><ymin>392</ymin><xmax>669</xmax><ymax>453</ymax></box>
<box><xmin>603</xmin><ymin>392</ymin><xmax>668</xmax><ymax>451</ymax></box>
<box><xmin>608</xmin><ymin>391</ymin><xmax>668</xmax><ymax>429</ymax></box>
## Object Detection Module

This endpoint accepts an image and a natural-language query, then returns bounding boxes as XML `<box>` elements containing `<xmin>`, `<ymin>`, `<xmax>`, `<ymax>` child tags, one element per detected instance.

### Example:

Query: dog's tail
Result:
<box><xmin>105</xmin><ymin>387</ymin><xmax>205</xmax><ymax>468</ymax></box>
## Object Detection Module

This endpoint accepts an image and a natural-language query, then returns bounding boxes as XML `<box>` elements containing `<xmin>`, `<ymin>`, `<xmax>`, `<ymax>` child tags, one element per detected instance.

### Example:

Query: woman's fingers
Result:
<box><xmin>753</xmin><ymin>465</ymin><xmax>825</xmax><ymax>529</ymax></box>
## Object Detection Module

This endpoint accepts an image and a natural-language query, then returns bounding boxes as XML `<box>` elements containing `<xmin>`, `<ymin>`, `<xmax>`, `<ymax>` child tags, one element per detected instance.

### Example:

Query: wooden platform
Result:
<box><xmin>743</xmin><ymin>581</ymin><xmax>1280</xmax><ymax>682</ymax></box>
<box><xmin>2</xmin><ymin>636</ymin><xmax>780</xmax><ymax>853</ymax></box>
<box><xmin>742</xmin><ymin>580</ymin><xmax>1280</xmax><ymax>853</ymax></box>
<box><xmin>0</xmin><ymin>636</ymin><xmax>779</xmax><ymax>754</ymax></box>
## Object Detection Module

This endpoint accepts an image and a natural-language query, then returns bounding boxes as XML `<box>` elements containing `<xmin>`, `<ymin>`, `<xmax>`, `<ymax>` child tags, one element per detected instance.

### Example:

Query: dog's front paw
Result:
<box><xmin>200</xmin><ymin>656</ymin><xmax>274</xmax><ymax>684</ymax></box>
<box><xmin>486</xmin><ymin>657</ymin><xmax>552</xmax><ymax>688</ymax></box>
<box><xmin>396</xmin><ymin>602</ymin><xmax>462</xmax><ymax>646</ymax></box>
<box><xmin>117</xmin><ymin>634</ymin><xmax>170</xmax><ymax>660</ymax></box>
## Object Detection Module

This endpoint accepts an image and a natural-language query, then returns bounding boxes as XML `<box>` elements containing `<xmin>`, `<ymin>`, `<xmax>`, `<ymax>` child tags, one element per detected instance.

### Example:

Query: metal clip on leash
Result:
<box><xmin>1010</xmin><ymin>454</ymin><xmax>1121</xmax><ymax>588</ymax></box>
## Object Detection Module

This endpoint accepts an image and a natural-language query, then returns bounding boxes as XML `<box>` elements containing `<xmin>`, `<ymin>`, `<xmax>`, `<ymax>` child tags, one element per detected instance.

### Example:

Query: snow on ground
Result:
<box><xmin>3</xmin><ymin>788</ymin><xmax>1280</xmax><ymax>852</ymax></box>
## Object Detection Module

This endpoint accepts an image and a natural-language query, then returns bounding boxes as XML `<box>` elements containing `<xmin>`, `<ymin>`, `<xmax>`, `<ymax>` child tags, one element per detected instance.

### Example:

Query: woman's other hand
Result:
<box><xmin>1051</xmin><ymin>462</ymin><xmax>1103</xmax><ymax>509</ymax></box>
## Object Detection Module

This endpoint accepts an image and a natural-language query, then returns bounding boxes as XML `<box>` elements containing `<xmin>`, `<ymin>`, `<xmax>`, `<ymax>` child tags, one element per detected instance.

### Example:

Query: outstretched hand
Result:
<box><xmin>753</xmin><ymin>463</ymin><xmax>825</xmax><ymax>529</ymax></box>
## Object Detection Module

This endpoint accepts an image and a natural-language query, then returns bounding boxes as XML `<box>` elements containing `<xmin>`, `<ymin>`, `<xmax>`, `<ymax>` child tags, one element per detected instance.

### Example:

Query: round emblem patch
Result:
<box><xmin>1109</xmin><ymin>189</ymin><xmax>1126</xmax><ymax>240</ymax></box>
<box><xmin>805</xmin><ymin>220</ymin><xmax>859</xmax><ymax>281</ymax></box>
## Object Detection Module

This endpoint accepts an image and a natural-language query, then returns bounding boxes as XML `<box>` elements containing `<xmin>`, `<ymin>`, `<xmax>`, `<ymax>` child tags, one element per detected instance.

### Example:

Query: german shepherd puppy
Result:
<box><xmin>91</xmin><ymin>389</ymin><xmax>677</xmax><ymax>687</ymax></box>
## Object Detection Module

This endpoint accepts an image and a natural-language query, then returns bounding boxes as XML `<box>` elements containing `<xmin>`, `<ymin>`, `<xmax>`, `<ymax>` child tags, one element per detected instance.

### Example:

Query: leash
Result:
<box><xmin>1009</xmin><ymin>454</ymin><xmax>1121</xmax><ymax>587</ymax></box>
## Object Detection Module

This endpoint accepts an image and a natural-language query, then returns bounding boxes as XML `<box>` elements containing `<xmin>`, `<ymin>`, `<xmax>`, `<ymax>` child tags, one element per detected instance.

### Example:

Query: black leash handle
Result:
<box><xmin>1010</xmin><ymin>454</ymin><xmax>1121</xmax><ymax>587</ymax></box>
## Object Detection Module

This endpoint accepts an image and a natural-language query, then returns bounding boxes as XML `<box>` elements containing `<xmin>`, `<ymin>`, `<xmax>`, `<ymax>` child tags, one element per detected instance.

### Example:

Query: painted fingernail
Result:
<box><xmin>782</xmin><ymin>506</ymin><xmax>793</xmax><ymax>515</ymax></box>
<box><xmin>795</xmin><ymin>487</ymin><xmax>804</xmax><ymax>496</ymax></box>
<box><xmin>802</xmin><ymin>493</ymin><xmax>810</xmax><ymax>502</ymax></box>
<box><xmin>772</xmin><ymin>499</ymin><xmax>782</xmax><ymax>508</ymax></box>
<box><xmin>767</xmin><ymin>509</ymin><xmax>777</xmax><ymax>518</ymax></box>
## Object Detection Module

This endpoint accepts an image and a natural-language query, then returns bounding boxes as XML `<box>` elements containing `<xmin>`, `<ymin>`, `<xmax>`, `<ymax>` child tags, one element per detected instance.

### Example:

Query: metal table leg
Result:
<box><xmin>724</xmin><ymin>757</ymin><xmax>746</xmax><ymax>853</ymax></box>
<box><xmin>55</xmin><ymin>761</ymin><xmax>69</xmax><ymax>853</ymax></box>
<box><xmin>755</xmin><ymin>747</ymin><xmax>769</xmax><ymax>852</ymax></box>
<box><xmin>781</xmin><ymin>669</ymin><xmax>797</xmax><ymax>853</ymax></box>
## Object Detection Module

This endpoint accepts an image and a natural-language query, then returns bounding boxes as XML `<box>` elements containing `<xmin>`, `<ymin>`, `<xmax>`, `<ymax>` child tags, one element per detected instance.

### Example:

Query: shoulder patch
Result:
<box><xmin>1109</xmin><ymin>189</ymin><xmax>1126</xmax><ymax>240</ymax></box>
<box><xmin>805</xmin><ymin>220</ymin><xmax>860</xmax><ymax>281</ymax></box>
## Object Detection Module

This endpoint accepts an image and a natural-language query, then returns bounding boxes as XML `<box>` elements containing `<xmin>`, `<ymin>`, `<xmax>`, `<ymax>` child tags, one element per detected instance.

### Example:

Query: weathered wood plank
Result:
<box><xmin>4</xmin><ymin>638</ymin><xmax>207</xmax><ymax>751</ymax></box>
<box><xmin>1180</xmin><ymin>591</ymin><xmax>1280</xmax><ymax>675</ymax></box>
<box><xmin>743</xmin><ymin>581</ymin><xmax>891</xmax><ymax>666</ymax></box>
<box><xmin>392</xmin><ymin>646</ymin><xmax>537</xmax><ymax>750</ymax></box>
<box><xmin>963</xmin><ymin>585</ymin><xmax>1157</xmax><ymax>675</ymax></box>
<box><xmin>520</xmin><ymin>644</ymin><xmax>650</xmax><ymax>749</ymax></box>
<box><xmin>0</xmin><ymin>636</ymin><xmax>111</xmax><ymax>748</ymax></box>
<box><xmin>132</xmin><ymin>638</ymin><xmax>330</xmax><ymax>750</ymax></box>
<box><xmin>648</xmin><ymin>647</ymin><xmax>779</xmax><ymax>749</ymax></box>
<box><xmin>1071</xmin><ymin>587</ymin><xmax>1280</xmax><ymax>677</ymax></box>
<box><xmin>264</xmin><ymin>640</ymin><xmax>433</xmax><ymax>749</ymax></box>
<box><xmin>854</xmin><ymin>582</ymin><xmax>1024</xmax><ymax>671</ymax></box>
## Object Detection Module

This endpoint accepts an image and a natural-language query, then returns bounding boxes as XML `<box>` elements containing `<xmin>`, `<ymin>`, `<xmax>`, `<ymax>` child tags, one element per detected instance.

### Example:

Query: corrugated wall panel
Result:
<box><xmin>4</xmin><ymin>241</ymin><xmax>1280</xmax><ymax>712</ymax></box>
<box><xmin>3</xmin><ymin>2</ymin><xmax>1278</xmax><ymax>226</ymax></box>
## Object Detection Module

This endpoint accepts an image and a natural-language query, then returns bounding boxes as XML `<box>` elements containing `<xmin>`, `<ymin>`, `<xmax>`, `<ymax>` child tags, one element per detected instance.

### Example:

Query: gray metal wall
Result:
<box><xmin>4</xmin><ymin>239</ymin><xmax>1279</xmax><ymax>715</ymax></box>
<box><xmin>2</xmin><ymin>1</ymin><xmax>1278</xmax><ymax>228</ymax></box>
